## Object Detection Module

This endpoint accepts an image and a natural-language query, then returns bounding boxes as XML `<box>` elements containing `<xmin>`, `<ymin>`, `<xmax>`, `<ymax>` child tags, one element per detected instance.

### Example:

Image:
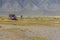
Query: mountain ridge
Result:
<box><xmin>0</xmin><ymin>0</ymin><xmax>60</xmax><ymax>16</ymax></box>
<box><xmin>1</xmin><ymin>0</ymin><xmax>60</xmax><ymax>9</ymax></box>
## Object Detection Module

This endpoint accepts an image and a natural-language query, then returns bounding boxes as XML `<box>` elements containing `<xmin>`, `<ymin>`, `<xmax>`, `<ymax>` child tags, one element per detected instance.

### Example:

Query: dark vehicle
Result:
<box><xmin>9</xmin><ymin>14</ymin><xmax>17</xmax><ymax>20</ymax></box>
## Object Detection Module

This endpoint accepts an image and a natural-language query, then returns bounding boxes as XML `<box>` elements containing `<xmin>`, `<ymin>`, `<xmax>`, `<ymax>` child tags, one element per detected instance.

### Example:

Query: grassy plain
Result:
<box><xmin>0</xmin><ymin>16</ymin><xmax>60</xmax><ymax>26</ymax></box>
<box><xmin>0</xmin><ymin>16</ymin><xmax>60</xmax><ymax>40</ymax></box>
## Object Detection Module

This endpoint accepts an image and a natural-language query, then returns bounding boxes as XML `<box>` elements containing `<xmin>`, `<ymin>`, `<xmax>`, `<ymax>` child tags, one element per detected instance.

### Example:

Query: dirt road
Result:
<box><xmin>0</xmin><ymin>24</ymin><xmax>60</xmax><ymax>40</ymax></box>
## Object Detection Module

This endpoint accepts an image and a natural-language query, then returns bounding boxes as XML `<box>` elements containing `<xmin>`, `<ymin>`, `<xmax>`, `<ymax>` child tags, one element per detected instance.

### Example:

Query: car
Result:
<box><xmin>9</xmin><ymin>14</ymin><xmax>17</xmax><ymax>20</ymax></box>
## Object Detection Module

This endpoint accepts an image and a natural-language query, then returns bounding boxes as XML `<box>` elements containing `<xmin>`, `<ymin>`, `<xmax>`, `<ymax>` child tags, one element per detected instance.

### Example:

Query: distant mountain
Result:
<box><xmin>0</xmin><ymin>0</ymin><xmax>60</xmax><ymax>16</ymax></box>
<box><xmin>1</xmin><ymin>0</ymin><xmax>60</xmax><ymax>9</ymax></box>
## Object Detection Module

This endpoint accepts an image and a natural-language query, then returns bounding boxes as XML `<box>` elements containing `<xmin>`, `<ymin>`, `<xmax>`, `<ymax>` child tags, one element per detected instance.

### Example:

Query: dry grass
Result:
<box><xmin>0</xmin><ymin>16</ymin><xmax>60</xmax><ymax>26</ymax></box>
<box><xmin>0</xmin><ymin>26</ymin><xmax>2</xmax><ymax>28</ymax></box>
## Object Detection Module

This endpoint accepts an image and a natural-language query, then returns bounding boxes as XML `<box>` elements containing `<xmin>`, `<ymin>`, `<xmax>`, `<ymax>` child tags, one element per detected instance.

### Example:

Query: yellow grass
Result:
<box><xmin>0</xmin><ymin>16</ymin><xmax>60</xmax><ymax>26</ymax></box>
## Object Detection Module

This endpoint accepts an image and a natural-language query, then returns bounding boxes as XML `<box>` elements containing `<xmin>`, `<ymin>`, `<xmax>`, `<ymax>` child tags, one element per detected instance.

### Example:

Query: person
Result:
<box><xmin>21</xmin><ymin>15</ymin><xmax>23</xmax><ymax>19</ymax></box>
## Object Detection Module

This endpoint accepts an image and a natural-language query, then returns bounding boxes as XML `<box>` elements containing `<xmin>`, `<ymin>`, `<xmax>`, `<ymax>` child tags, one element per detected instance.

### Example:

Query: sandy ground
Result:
<box><xmin>0</xmin><ymin>24</ymin><xmax>60</xmax><ymax>40</ymax></box>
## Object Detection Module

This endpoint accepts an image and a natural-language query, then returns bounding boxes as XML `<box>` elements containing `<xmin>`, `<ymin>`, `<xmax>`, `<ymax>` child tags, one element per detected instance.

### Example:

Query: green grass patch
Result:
<box><xmin>5</xmin><ymin>28</ymin><xmax>24</xmax><ymax>32</ymax></box>
<box><xmin>28</xmin><ymin>29</ymin><xmax>32</xmax><ymax>32</ymax></box>
<box><xmin>20</xmin><ymin>28</ymin><xmax>24</xmax><ymax>32</ymax></box>
<box><xmin>32</xmin><ymin>36</ymin><xmax>48</xmax><ymax>40</ymax></box>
